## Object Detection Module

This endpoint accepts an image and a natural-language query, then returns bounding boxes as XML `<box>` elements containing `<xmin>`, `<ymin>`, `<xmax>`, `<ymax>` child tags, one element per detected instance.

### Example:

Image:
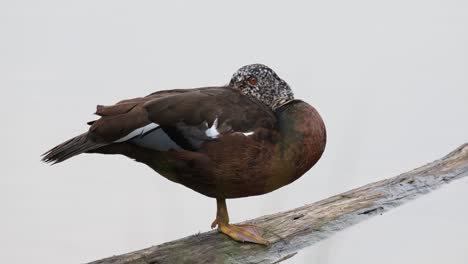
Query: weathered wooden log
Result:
<box><xmin>90</xmin><ymin>143</ymin><xmax>468</xmax><ymax>264</ymax></box>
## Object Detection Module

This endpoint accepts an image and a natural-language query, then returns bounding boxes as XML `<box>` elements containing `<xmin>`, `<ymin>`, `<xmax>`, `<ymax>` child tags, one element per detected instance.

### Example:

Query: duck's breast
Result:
<box><xmin>263</xmin><ymin>100</ymin><xmax>327</xmax><ymax>192</ymax></box>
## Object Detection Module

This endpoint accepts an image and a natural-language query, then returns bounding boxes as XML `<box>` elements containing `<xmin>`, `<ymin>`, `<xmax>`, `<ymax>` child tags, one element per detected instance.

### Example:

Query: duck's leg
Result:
<box><xmin>211</xmin><ymin>198</ymin><xmax>269</xmax><ymax>245</ymax></box>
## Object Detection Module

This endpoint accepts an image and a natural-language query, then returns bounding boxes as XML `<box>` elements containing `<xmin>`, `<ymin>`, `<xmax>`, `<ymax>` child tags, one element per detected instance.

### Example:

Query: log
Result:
<box><xmin>89</xmin><ymin>143</ymin><xmax>468</xmax><ymax>264</ymax></box>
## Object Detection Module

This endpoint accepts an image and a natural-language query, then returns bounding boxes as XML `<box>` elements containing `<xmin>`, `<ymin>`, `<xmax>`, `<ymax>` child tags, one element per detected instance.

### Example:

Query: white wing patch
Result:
<box><xmin>205</xmin><ymin>118</ymin><xmax>219</xmax><ymax>138</ymax></box>
<box><xmin>204</xmin><ymin>118</ymin><xmax>254</xmax><ymax>138</ymax></box>
<box><xmin>114</xmin><ymin>123</ymin><xmax>159</xmax><ymax>143</ymax></box>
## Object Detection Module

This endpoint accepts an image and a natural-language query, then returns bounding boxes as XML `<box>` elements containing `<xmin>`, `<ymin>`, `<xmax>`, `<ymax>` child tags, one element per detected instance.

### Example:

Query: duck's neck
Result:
<box><xmin>271</xmin><ymin>97</ymin><xmax>294</xmax><ymax>110</ymax></box>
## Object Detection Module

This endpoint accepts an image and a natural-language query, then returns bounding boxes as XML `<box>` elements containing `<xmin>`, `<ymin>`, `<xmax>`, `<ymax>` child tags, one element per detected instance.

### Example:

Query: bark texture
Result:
<box><xmin>90</xmin><ymin>143</ymin><xmax>468</xmax><ymax>264</ymax></box>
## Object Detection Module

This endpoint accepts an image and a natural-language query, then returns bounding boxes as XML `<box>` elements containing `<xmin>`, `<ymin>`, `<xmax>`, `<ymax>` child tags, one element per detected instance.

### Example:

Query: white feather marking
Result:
<box><xmin>114</xmin><ymin>123</ymin><xmax>159</xmax><ymax>143</ymax></box>
<box><xmin>243</xmin><ymin>131</ymin><xmax>254</xmax><ymax>136</ymax></box>
<box><xmin>205</xmin><ymin>118</ymin><xmax>219</xmax><ymax>138</ymax></box>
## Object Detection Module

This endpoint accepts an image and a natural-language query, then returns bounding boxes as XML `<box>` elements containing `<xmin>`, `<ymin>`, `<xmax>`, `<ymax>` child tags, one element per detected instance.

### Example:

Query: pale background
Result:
<box><xmin>1</xmin><ymin>1</ymin><xmax>468</xmax><ymax>263</ymax></box>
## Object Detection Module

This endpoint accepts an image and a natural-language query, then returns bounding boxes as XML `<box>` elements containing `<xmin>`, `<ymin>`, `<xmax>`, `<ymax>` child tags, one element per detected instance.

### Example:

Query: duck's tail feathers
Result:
<box><xmin>41</xmin><ymin>133</ymin><xmax>105</xmax><ymax>164</ymax></box>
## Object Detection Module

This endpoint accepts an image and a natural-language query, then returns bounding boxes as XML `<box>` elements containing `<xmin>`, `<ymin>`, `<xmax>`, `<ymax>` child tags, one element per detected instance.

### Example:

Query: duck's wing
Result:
<box><xmin>91</xmin><ymin>87</ymin><xmax>275</xmax><ymax>152</ymax></box>
<box><xmin>42</xmin><ymin>86</ymin><xmax>276</xmax><ymax>164</ymax></box>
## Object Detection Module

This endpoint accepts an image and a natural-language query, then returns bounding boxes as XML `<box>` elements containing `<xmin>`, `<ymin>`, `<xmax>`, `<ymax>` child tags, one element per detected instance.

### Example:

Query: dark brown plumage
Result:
<box><xmin>42</xmin><ymin>64</ymin><xmax>326</xmax><ymax>244</ymax></box>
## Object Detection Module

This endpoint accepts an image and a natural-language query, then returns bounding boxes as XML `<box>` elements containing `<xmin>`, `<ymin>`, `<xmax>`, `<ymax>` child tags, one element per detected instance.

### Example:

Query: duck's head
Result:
<box><xmin>229</xmin><ymin>64</ymin><xmax>294</xmax><ymax>109</ymax></box>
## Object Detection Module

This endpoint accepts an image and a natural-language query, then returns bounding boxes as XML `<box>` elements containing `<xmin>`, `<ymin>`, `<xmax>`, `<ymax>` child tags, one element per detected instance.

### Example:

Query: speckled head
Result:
<box><xmin>229</xmin><ymin>64</ymin><xmax>294</xmax><ymax>109</ymax></box>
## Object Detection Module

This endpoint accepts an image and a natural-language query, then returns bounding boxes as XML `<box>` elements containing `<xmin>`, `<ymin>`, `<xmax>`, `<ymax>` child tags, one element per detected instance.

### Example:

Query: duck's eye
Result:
<box><xmin>247</xmin><ymin>77</ymin><xmax>257</xmax><ymax>86</ymax></box>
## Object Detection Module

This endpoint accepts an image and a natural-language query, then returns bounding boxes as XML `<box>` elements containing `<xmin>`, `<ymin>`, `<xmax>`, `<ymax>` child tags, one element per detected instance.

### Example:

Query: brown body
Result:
<box><xmin>92</xmin><ymin>98</ymin><xmax>326</xmax><ymax>198</ymax></box>
<box><xmin>44</xmin><ymin>87</ymin><xmax>326</xmax><ymax>199</ymax></box>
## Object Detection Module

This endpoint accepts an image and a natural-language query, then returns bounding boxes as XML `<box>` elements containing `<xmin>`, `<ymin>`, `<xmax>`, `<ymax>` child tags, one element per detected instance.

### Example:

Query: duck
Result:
<box><xmin>42</xmin><ymin>64</ymin><xmax>326</xmax><ymax>245</ymax></box>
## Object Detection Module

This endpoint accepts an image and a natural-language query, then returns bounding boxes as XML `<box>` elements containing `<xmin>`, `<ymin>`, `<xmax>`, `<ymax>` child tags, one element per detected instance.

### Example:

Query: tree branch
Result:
<box><xmin>89</xmin><ymin>143</ymin><xmax>468</xmax><ymax>264</ymax></box>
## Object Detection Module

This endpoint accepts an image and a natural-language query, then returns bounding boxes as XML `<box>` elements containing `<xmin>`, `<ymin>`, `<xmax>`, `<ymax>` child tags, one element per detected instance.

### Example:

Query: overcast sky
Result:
<box><xmin>1</xmin><ymin>1</ymin><xmax>468</xmax><ymax>263</ymax></box>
